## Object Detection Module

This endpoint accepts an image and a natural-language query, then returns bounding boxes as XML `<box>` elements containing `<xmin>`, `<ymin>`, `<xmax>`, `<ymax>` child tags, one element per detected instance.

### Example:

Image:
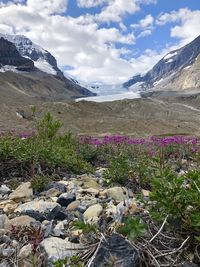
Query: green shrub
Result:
<box><xmin>150</xmin><ymin>169</ymin><xmax>200</xmax><ymax>234</ymax></box>
<box><xmin>117</xmin><ymin>216</ymin><xmax>147</xmax><ymax>240</ymax></box>
<box><xmin>103</xmin><ymin>154</ymin><xmax>131</xmax><ymax>185</ymax></box>
<box><xmin>36</xmin><ymin>112</ymin><xmax>62</xmax><ymax>139</ymax></box>
<box><xmin>31</xmin><ymin>175</ymin><xmax>50</xmax><ymax>193</ymax></box>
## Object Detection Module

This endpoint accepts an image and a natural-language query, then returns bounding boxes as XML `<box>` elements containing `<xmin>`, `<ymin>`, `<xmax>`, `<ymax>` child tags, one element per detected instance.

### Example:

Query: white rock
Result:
<box><xmin>15</xmin><ymin>200</ymin><xmax>59</xmax><ymax>213</ymax></box>
<box><xmin>41</xmin><ymin>237</ymin><xmax>82</xmax><ymax>261</ymax></box>
<box><xmin>53</xmin><ymin>221</ymin><xmax>65</xmax><ymax>237</ymax></box>
<box><xmin>83</xmin><ymin>204</ymin><xmax>103</xmax><ymax>223</ymax></box>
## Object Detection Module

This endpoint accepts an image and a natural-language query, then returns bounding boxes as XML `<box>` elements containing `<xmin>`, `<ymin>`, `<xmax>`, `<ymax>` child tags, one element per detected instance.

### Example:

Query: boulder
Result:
<box><xmin>83</xmin><ymin>204</ymin><xmax>103</xmax><ymax>223</ymax></box>
<box><xmin>15</xmin><ymin>200</ymin><xmax>59</xmax><ymax>213</ymax></box>
<box><xmin>66</xmin><ymin>200</ymin><xmax>80</xmax><ymax>211</ymax></box>
<box><xmin>103</xmin><ymin>187</ymin><xmax>129</xmax><ymax>202</ymax></box>
<box><xmin>76</xmin><ymin>175</ymin><xmax>100</xmax><ymax>190</ymax></box>
<box><xmin>89</xmin><ymin>233</ymin><xmax>139</xmax><ymax>267</ymax></box>
<box><xmin>47</xmin><ymin>206</ymin><xmax>69</xmax><ymax>221</ymax></box>
<box><xmin>57</xmin><ymin>193</ymin><xmax>76</xmax><ymax>207</ymax></box>
<box><xmin>9</xmin><ymin>182</ymin><xmax>33</xmax><ymax>202</ymax></box>
<box><xmin>5</xmin><ymin>215</ymin><xmax>36</xmax><ymax>230</ymax></box>
<box><xmin>41</xmin><ymin>237</ymin><xmax>82</xmax><ymax>261</ymax></box>
<box><xmin>0</xmin><ymin>185</ymin><xmax>11</xmax><ymax>195</ymax></box>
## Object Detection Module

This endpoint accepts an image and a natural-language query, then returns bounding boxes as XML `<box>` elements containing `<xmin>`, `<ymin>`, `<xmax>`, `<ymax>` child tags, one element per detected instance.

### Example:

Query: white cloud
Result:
<box><xmin>139</xmin><ymin>14</ymin><xmax>154</xmax><ymax>28</ymax></box>
<box><xmin>138</xmin><ymin>29</ymin><xmax>152</xmax><ymax>38</ymax></box>
<box><xmin>131</xmin><ymin>14</ymin><xmax>154</xmax><ymax>38</ymax></box>
<box><xmin>156</xmin><ymin>8</ymin><xmax>200</xmax><ymax>45</ymax></box>
<box><xmin>97</xmin><ymin>0</ymin><xmax>140</xmax><ymax>22</ymax></box>
<box><xmin>76</xmin><ymin>0</ymin><xmax>106</xmax><ymax>8</ymax></box>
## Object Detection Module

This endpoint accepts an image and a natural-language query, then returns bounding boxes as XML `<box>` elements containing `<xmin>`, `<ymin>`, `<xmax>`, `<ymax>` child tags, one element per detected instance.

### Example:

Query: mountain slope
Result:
<box><xmin>0</xmin><ymin>35</ymin><xmax>95</xmax><ymax>101</ymax></box>
<box><xmin>124</xmin><ymin>35</ymin><xmax>200</xmax><ymax>91</ymax></box>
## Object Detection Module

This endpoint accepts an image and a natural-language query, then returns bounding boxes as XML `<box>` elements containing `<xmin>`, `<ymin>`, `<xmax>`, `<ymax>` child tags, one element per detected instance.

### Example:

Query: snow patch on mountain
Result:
<box><xmin>0</xmin><ymin>65</ymin><xmax>19</xmax><ymax>73</ymax></box>
<box><xmin>34</xmin><ymin>59</ymin><xmax>57</xmax><ymax>75</ymax></box>
<box><xmin>164</xmin><ymin>51</ymin><xmax>178</xmax><ymax>60</ymax></box>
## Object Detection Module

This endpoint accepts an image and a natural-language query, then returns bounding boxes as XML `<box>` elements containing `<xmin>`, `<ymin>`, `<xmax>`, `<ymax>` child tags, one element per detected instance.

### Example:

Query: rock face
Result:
<box><xmin>0</xmin><ymin>37</ymin><xmax>34</xmax><ymax>71</ymax></box>
<box><xmin>90</xmin><ymin>233</ymin><xmax>139</xmax><ymax>267</ymax></box>
<box><xmin>124</xmin><ymin>34</ymin><xmax>200</xmax><ymax>90</ymax></box>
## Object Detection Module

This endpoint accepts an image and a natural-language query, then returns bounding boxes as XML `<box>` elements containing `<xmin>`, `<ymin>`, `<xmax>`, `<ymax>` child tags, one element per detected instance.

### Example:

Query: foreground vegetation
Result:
<box><xmin>0</xmin><ymin>112</ymin><xmax>200</xmax><ymax>266</ymax></box>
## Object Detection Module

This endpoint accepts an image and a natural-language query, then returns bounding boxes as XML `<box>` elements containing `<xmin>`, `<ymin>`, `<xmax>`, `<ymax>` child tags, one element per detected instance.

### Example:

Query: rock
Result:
<box><xmin>105</xmin><ymin>202</ymin><xmax>117</xmax><ymax>217</ymax></box>
<box><xmin>0</xmin><ymin>200</ymin><xmax>16</xmax><ymax>209</ymax></box>
<box><xmin>15</xmin><ymin>200</ymin><xmax>59</xmax><ymax>213</ymax></box>
<box><xmin>57</xmin><ymin>193</ymin><xmax>76</xmax><ymax>207</ymax></box>
<box><xmin>0</xmin><ymin>215</ymin><xmax>9</xmax><ymax>229</ymax></box>
<box><xmin>47</xmin><ymin>206</ymin><xmax>69</xmax><ymax>221</ymax></box>
<box><xmin>9</xmin><ymin>182</ymin><xmax>33</xmax><ymax>202</ymax></box>
<box><xmin>41</xmin><ymin>237</ymin><xmax>82</xmax><ymax>261</ymax></box>
<box><xmin>45</xmin><ymin>188</ymin><xmax>61</xmax><ymax>197</ymax></box>
<box><xmin>3</xmin><ymin>203</ymin><xmax>18</xmax><ymax>214</ymax></box>
<box><xmin>1</xmin><ymin>248</ymin><xmax>15</xmax><ymax>257</ymax></box>
<box><xmin>76</xmin><ymin>175</ymin><xmax>100</xmax><ymax>190</ymax></box>
<box><xmin>141</xmin><ymin>189</ymin><xmax>150</xmax><ymax>197</ymax></box>
<box><xmin>53</xmin><ymin>221</ymin><xmax>65</xmax><ymax>237</ymax></box>
<box><xmin>90</xmin><ymin>233</ymin><xmax>139</xmax><ymax>267</ymax></box>
<box><xmin>21</xmin><ymin>210</ymin><xmax>47</xmax><ymax>222</ymax></box>
<box><xmin>116</xmin><ymin>199</ymin><xmax>138</xmax><ymax>221</ymax></box>
<box><xmin>0</xmin><ymin>185</ymin><xmax>11</xmax><ymax>195</ymax></box>
<box><xmin>66</xmin><ymin>200</ymin><xmax>80</xmax><ymax>211</ymax></box>
<box><xmin>77</xmin><ymin>205</ymin><xmax>87</xmax><ymax>213</ymax></box>
<box><xmin>5</xmin><ymin>215</ymin><xmax>36</xmax><ymax>230</ymax></box>
<box><xmin>18</xmin><ymin>243</ymin><xmax>32</xmax><ymax>259</ymax></box>
<box><xmin>78</xmin><ymin>188</ymin><xmax>99</xmax><ymax>196</ymax></box>
<box><xmin>83</xmin><ymin>204</ymin><xmax>103</xmax><ymax>223</ymax></box>
<box><xmin>103</xmin><ymin>187</ymin><xmax>129</xmax><ymax>202</ymax></box>
<box><xmin>45</xmin><ymin>182</ymin><xmax>66</xmax><ymax>194</ymax></box>
<box><xmin>42</xmin><ymin>220</ymin><xmax>53</xmax><ymax>238</ymax></box>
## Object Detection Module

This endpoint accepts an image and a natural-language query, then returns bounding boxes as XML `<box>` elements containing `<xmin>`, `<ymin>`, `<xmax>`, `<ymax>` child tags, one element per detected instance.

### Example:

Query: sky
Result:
<box><xmin>0</xmin><ymin>0</ymin><xmax>199</xmax><ymax>84</ymax></box>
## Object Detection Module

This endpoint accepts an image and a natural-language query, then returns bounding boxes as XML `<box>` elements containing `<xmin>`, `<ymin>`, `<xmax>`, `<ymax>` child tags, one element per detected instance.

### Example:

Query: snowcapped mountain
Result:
<box><xmin>124</xmin><ymin>35</ymin><xmax>200</xmax><ymax>91</ymax></box>
<box><xmin>0</xmin><ymin>33</ymin><xmax>63</xmax><ymax>77</ymax></box>
<box><xmin>0</xmin><ymin>34</ymin><xmax>95</xmax><ymax>101</ymax></box>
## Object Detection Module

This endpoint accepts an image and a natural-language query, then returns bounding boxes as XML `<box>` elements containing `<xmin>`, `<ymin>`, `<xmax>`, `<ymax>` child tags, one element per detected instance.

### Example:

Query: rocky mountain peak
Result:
<box><xmin>0</xmin><ymin>37</ymin><xmax>34</xmax><ymax>71</ymax></box>
<box><xmin>124</xmin><ymin>34</ymin><xmax>200</xmax><ymax>91</ymax></box>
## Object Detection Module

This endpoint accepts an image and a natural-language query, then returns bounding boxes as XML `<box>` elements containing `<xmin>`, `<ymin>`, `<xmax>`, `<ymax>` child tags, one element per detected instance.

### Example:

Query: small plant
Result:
<box><xmin>150</xmin><ymin>169</ymin><xmax>200</xmax><ymax>234</ymax></box>
<box><xmin>36</xmin><ymin>112</ymin><xmax>63</xmax><ymax>139</ymax></box>
<box><xmin>53</xmin><ymin>255</ymin><xmax>84</xmax><ymax>267</ymax></box>
<box><xmin>117</xmin><ymin>216</ymin><xmax>147</xmax><ymax>240</ymax></box>
<box><xmin>31</xmin><ymin>175</ymin><xmax>50</xmax><ymax>193</ymax></box>
<box><xmin>103</xmin><ymin>154</ymin><xmax>131</xmax><ymax>185</ymax></box>
<box><xmin>73</xmin><ymin>220</ymin><xmax>98</xmax><ymax>234</ymax></box>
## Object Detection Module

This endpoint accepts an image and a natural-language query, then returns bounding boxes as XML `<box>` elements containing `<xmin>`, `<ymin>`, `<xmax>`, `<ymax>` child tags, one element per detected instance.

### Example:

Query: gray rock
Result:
<box><xmin>89</xmin><ymin>233</ymin><xmax>139</xmax><ymax>267</ymax></box>
<box><xmin>0</xmin><ymin>185</ymin><xmax>11</xmax><ymax>195</ymax></box>
<box><xmin>45</xmin><ymin>181</ymin><xmax>66</xmax><ymax>194</ymax></box>
<box><xmin>15</xmin><ymin>200</ymin><xmax>59</xmax><ymax>213</ymax></box>
<box><xmin>47</xmin><ymin>206</ymin><xmax>69</xmax><ymax>221</ymax></box>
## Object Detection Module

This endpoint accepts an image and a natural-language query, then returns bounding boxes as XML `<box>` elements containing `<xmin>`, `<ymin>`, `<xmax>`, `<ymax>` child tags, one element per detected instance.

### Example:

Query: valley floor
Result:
<box><xmin>1</xmin><ymin>90</ymin><xmax>200</xmax><ymax>136</ymax></box>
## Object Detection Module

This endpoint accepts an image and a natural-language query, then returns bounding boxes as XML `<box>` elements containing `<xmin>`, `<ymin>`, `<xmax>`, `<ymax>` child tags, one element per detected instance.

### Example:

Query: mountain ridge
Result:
<box><xmin>124</xmin><ymin>35</ymin><xmax>200</xmax><ymax>91</ymax></box>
